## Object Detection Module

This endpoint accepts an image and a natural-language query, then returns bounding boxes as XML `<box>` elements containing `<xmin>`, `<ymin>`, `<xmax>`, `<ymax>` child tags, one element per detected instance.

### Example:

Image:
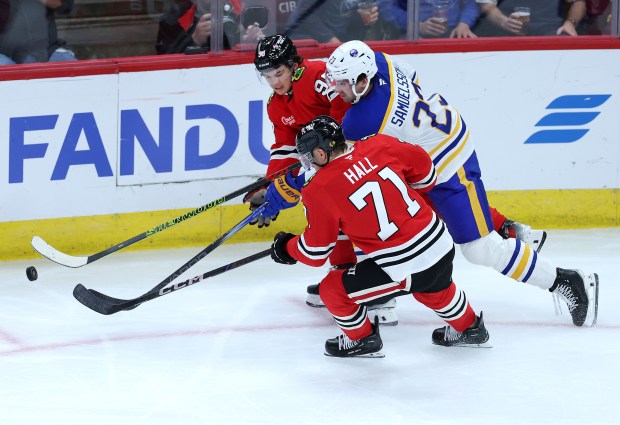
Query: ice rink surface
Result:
<box><xmin>1</xmin><ymin>228</ymin><xmax>618</xmax><ymax>425</ymax></box>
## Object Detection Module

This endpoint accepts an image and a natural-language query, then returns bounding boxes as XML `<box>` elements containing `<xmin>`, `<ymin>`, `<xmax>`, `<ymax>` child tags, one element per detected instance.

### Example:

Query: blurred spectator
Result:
<box><xmin>0</xmin><ymin>0</ymin><xmax>9</xmax><ymax>34</ymax></box>
<box><xmin>0</xmin><ymin>0</ymin><xmax>76</xmax><ymax>65</ymax></box>
<box><xmin>377</xmin><ymin>0</ymin><xmax>478</xmax><ymax>38</ymax></box>
<box><xmin>276</xmin><ymin>0</ymin><xmax>296</xmax><ymax>33</ymax></box>
<box><xmin>284</xmin><ymin>0</ymin><xmax>379</xmax><ymax>43</ymax></box>
<box><xmin>475</xmin><ymin>0</ymin><xmax>586</xmax><ymax>36</ymax></box>
<box><xmin>156</xmin><ymin>0</ymin><xmax>264</xmax><ymax>54</ymax></box>
<box><xmin>584</xmin><ymin>0</ymin><xmax>611</xmax><ymax>34</ymax></box>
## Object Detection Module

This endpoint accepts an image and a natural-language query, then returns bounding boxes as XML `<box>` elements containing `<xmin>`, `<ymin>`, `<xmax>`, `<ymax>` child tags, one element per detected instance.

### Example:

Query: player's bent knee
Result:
<box><xmin>318</xmin><ymin>269</ymin><xmax>349</xmax><ymax>309</ymax></box>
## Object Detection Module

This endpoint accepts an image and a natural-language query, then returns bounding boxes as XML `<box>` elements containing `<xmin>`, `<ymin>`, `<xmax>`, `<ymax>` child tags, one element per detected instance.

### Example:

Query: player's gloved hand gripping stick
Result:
<box><xmin>259</xmin><ymin>170</ymin><xmax>306</xmax><ymax>218</ymax></box>
<box><xmin>243</xmin><ymin>169</ymin><xmax>306</xmax><ymax>227</ymax></box>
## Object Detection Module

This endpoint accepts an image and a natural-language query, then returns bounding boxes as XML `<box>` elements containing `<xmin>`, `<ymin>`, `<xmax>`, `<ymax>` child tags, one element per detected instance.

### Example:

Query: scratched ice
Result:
<box><xmin>1</xmin><ymin>229</ymin><xmax>618</xmax><ymax>425</ymax></box>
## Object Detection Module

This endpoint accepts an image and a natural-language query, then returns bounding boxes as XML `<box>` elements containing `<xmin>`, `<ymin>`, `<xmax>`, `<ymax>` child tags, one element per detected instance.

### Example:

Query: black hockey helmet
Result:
<box><xmin>254</xmin><ymin>34</ymin><xmax>297</xmax><ymax>72</ymax></box>
<box><xmin>296</xmin><ymin>116</ymin><xmax>346</xmax><ymax>170</ymax></box>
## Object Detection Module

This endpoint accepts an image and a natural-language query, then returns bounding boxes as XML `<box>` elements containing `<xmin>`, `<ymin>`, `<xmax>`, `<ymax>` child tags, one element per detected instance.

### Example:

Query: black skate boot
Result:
<box><xmin>499</xmin><ymin>219</ymin><xmax>547</xmax><ymax>253</ymax></box>
<box><xmin>306</xmin><ymin>283</ymin><xmax>324</xmax><ymax>308</ymax></box>
<box><xmin>325</xmin><ymin>317</ymin><xmax>384</xmax><ymax>358</ymax></box>
<box><xmin>432</xmin><ymin>312</ymin><xmax>491</xmax><ymax>348</ymax></box>
<box><xmin>550</xmin><ymin>268</ymin><xmax>599</xmax><ymax>327</ymax></box>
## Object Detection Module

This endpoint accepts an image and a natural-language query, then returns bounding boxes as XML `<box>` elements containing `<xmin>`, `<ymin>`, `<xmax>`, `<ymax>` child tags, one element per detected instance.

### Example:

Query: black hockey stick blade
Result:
<box><xmin>33</xmin><ymin>162</ymin><xmax>301</xmax><ymax>268</ymax></box>
<box><xmin>72</xmin><ymin>204</ymin><xmax>269</xmax><ymax>314</ymax></box>
<box><xmin>73</xmin><ymin>248</ymin><xmax>272</xmax><ymax>315</ymax></box>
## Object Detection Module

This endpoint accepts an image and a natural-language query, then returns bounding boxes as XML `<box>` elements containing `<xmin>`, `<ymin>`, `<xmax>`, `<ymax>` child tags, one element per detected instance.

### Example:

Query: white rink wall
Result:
<box><xmin>0</xmin><ymin>44</ymin><xmax>618</xmax><ymax>260</ymax></box>
<box><xmin>1</xmin><ymin>49</ymin><xmax>618</xmax><ymax>222</ymax></box>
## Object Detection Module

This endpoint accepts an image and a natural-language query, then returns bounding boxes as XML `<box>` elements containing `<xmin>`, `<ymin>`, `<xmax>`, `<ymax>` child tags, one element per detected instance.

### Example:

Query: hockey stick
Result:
<box><xmin>73</xmin><ymin>248</ymin><xmax>272</xmax><ymax>315</ymax></box>
<box><xmin>72</xmin><ymin>203</ymin><xmax>268</xmax><ymax>314</ymax></box>
<box><xmin>32</xmin><ymin>162</ymin><xmax>301</xmax><ymax>268</ymax></box>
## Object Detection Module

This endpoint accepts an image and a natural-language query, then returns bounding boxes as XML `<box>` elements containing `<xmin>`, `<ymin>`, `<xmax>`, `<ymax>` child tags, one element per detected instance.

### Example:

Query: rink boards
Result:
<box><xmin>0</xmin><ymin>46</ymin><xmax>618</xmax><ymax>260</ymax></box>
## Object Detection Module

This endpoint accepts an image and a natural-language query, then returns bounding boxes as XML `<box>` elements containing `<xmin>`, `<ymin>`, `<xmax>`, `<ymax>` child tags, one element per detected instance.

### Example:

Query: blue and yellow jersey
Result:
<box><xmin>342</xmin><ymin>52</ymin><xmax>474</xmax><ymax>184</ymax></box>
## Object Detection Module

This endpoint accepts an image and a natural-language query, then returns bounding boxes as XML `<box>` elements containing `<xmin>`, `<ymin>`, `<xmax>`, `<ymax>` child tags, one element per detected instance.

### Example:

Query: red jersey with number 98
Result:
<box><xmin>286</xmin><ymin>134</ymin><xmax>454</xmax><ymax>282</ymax></box>
<box><xmin>265</xmin><ymin>59</ymin><xmax>350</xmax><ymax>176</ymax></box>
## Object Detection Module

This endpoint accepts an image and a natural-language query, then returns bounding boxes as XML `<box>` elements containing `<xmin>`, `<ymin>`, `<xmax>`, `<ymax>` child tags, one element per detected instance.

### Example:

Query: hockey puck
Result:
<box><xmin>26</xmin><ymin>266</ymin><xmax>38</xmax><ymax>281</ymax></box>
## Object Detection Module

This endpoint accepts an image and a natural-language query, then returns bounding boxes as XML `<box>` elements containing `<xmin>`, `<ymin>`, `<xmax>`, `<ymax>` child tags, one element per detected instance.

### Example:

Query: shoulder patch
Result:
<box><xmin>359</xmin><ymin>133</ymin><xmax>377</xmax><ymax>142</ymax></box>
<box><xmin>293</xmin><ymin>66</ymin><xmax>306</xmax><ymax>82</ymax></box>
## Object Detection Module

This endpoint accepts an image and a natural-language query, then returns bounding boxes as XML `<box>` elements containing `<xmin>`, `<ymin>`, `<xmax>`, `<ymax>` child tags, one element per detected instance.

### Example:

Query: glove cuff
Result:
<box><xmin>273</xmin><ymin>176</ymin><xmax>301</xmax><ymax>204</ymax></box>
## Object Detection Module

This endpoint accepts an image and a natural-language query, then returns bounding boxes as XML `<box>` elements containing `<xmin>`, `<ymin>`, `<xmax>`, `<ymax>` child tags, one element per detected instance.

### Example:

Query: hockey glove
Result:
<box><xmin>243</xmin><ymin>181</ymin><xmax>278</xmax><ymax>228</ymax></box>
<box><xmin>262</xmin><ymin>171</ymin><xmax>305</xmax><ymax>218</ymax></box>
<box><xmin>271</xmin><ymin>231</ymin><xmax>297</xmax><ymax>265</ymax></box>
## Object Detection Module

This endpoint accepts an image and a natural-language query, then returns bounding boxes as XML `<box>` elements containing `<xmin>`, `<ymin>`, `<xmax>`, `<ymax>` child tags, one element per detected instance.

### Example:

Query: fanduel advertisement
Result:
<box><xmin>1</xmin><ymin>52</ymin><xmax>618</xmax><ymax>222</ymax></box>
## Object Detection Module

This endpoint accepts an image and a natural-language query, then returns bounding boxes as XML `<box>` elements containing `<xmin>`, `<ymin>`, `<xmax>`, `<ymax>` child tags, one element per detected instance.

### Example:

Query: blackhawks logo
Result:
<box><xmin>293</xmin><ymin>66</ymin><xmax>306</xmax><ymax>81</ymax></box>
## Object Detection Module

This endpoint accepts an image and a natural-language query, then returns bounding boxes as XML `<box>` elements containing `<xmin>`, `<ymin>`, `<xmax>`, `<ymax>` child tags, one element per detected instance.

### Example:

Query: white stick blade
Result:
<box><xmin>31</xmin><ymin>236</ymin><xmax>88</xmax><ymax>268</ymax></box>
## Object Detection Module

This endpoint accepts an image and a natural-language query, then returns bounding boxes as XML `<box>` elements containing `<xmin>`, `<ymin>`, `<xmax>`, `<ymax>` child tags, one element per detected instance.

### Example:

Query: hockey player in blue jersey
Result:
<box><xmin>321</xmin><ymin>40</ymin><xmax>598</xmax><ymax>328</ymax></box>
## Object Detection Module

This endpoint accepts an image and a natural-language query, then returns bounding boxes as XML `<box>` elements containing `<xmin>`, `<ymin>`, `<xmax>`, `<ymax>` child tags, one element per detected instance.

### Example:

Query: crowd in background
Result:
<box><xmin>0</xmin><ymin>0</ymin><xmax>615</xmax><ymax>65</ymax></box>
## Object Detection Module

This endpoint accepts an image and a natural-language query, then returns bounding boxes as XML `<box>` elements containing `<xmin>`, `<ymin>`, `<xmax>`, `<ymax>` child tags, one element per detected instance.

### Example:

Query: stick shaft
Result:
<box><xmin>34</xmin><ymin>162</ymin><xmax>301</xmax><ymax>267</ymax></box>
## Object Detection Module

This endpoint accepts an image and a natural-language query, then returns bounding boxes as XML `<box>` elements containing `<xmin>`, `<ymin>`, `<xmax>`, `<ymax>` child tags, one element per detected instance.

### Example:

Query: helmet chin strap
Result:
<box><xmin>351</xmin><ymin>79</ymin><xmax>371</xmax><ymax>104</ymax></box>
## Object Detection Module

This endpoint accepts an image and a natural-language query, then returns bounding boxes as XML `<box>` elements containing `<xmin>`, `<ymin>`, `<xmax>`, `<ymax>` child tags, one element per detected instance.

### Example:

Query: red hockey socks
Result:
<box><xmin>319</xmin><ymin>269</ymin><xmax>373</xmax><ymax>340</ymax></box>
<box><xmin>413</xmin><ymin>282</ymin><xmax>476</xmax><ymax>332</ymax></box>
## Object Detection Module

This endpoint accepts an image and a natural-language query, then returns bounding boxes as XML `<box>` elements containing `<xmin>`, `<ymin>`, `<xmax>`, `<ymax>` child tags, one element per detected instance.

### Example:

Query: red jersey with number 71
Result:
<box><xmin>286</xmin><ymin>134</ymin><xmax>454</xmax><ymax>282</ymax></box>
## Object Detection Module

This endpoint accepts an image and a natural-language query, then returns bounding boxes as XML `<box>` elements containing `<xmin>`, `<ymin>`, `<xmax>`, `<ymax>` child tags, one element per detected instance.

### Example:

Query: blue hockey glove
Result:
<box><xmin>243</xmin><ymin>181</ymin><xmax>278</xmax><ymax>228</ymax></box>
<box><xmin>262</xmin><ymin>171</ymin><xmax>306</xmax><ymax>218</ymax></box>
<box><xmin>271</xmin><ymin>231</ymin><xmax>297</xmax><ymax>265</ymax></box>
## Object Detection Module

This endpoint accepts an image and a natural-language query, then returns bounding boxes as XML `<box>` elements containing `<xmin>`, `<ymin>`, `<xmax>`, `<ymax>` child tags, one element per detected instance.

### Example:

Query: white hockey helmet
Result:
<box><xmin>327</xmin><ymin>40</ymin><xmax>377</xmax><ymax>81</ymax></box>
<box><xmin>326</xmin><ymin>40</ymin><xmax>377</xmax><ymax>103</ymax></box>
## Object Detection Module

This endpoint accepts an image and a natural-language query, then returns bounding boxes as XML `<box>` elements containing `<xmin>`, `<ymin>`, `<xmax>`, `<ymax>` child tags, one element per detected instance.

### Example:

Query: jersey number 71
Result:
<box><xmin>349</xmin><ymin>167</ymin><xmax>421</xmax><ymax>241</ymax></box>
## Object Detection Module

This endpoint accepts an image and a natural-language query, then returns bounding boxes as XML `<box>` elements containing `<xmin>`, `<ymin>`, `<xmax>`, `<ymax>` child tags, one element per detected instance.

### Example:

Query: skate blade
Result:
<box><xmin>584</xmin><ymin>273</ymin><xmax>599</xmax><ymax>327</ymax></box>
<box><xmin>523</xmin><ymin>229</ymin><xmax>547</xmax><ymax>253</ymax></box>
<box><xmin>324</xmin><ymin>350</ymin><xmax>385</xmax><ymax>358</ymax></box>
<box><xmin>535</xmin><ymin>231</ymin><xmax>547</xmax><ymax>253</ymax></box>
<box><xmin>368</xmin><ymin>304</ymin><xmax>398</xmax><ymax>326</ymax></box>
<box><xmin>433</xmin><ymin>341</ymin><xmax>493</xmax><ymax>348</ymax></box>
<box><xmin>306</xmin><ymin>294</ymin><xmax>326</xmax><ymax>308</ymax></box>
<box><xmin>376</xmin><ymin>320</ymin><xmax>398</xmax><ymax>326</ymax></box>
<box><xmin>368</xmin><ymin>311</ymin><xmax>398</xmax><ymax>326</ymax></box>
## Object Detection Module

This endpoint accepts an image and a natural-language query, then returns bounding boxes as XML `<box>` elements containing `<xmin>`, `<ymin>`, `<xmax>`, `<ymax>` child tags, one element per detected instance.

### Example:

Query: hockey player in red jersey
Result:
<box><xmin>245</xmin><ymin>35</ymin><xmax>400</xmax><ymax>326</ymax></box>
<box><xmin>243</xmin><ymin>34</ymin><xmax>349</xmax><ymax>228</ymax></box>
<box><xmin>269</xmin><ymin>116</ymin><xmax>490</xmax><ymax>357</ymax></box>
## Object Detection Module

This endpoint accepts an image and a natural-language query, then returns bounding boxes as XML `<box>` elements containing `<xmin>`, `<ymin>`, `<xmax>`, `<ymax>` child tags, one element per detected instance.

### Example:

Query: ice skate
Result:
<box><xmin>325</xmin><ymin>317</ymin><xmax>384</xmax><ymax>358</ymax></box>
<box><xmin>305</xmin><ymin>283</ymin><xmax>324</xmax><ymax>308</ymax></box>
<box><xmin>432</xmin><ymin>312</ymin><xmax>491</xmax><ymax>348</ymax></box>
<box><xmin>306</xmin><ymin>283</ymin><xmax>399</xmax><ymax>325</ymax></box>
<box><xmin>551</xmin><ymin>268</ymin><xmax>599</xmax><ymax>327</ymax></box>
<box><xmin>367</xmin><ymin>302</ymin><xmax>399</xmax><ymax>326</ymax></box>
<box><xmin>499</xmin><ymin>219</ymin><xmax>547</xmax><ymax>253</ymax></box>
